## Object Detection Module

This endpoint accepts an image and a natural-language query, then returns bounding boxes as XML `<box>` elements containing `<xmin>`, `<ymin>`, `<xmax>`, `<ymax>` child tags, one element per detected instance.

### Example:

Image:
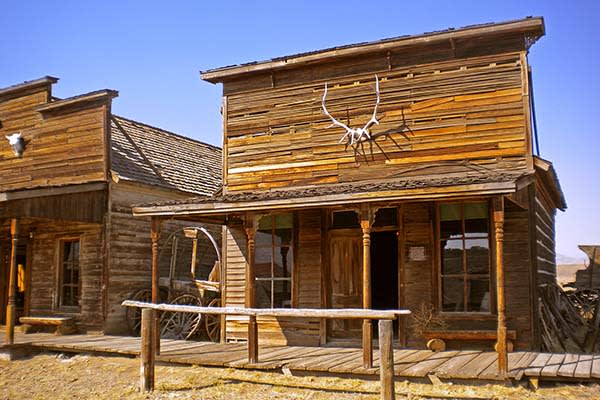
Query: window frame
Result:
<box><xmin>56</xmin><ymin>238</ymin><xmax>81</xmax><ymax>311</ymax></box>
<box><xmin>254</xmin><ymin>213</ymin><xmax>294</xmax><ymax>308</ymax></box>
<box><xmin>435</xmin><ymin>200</ymin><xmax>495</xmax><ymax>316</ymax></box>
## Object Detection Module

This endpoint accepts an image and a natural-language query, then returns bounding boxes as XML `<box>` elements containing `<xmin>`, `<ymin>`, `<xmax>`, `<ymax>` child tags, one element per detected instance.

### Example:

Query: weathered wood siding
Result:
<box><xmin>533</xmin><ymin>184</ymin><xmax>557</xmax><ymax>285</ymax></box>
<box><xmin>0</xmin><ymin>86</ymin><xmax>109</xmax><ymax>192</ymax></box>
<box><xmin>104</xmin><ymin>182</ymin><xmax>220</xmax><ymax>334</ymax></box>
<box><xmin>223</xmin><ymin>52</ymin><xmax>529</xmax><ymax>192</ymax></box>
<box><xmin>224</xmin><ymin>211</ymin><xmax>322</xmax><ymax>345</ymax></box>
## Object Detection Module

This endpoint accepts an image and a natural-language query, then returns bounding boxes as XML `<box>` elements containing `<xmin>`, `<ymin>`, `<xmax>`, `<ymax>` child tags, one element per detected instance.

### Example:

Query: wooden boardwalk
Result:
<box><xmin>9</xmin><ymin>332</ymin><xmax>600</xmax><ymax>383</ymax></box>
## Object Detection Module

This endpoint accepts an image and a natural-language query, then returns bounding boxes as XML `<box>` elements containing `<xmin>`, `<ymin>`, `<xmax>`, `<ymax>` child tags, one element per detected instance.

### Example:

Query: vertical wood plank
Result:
<box><xmin>150</xmin><ymin>217</ymin><xmax>161</xmax><ymax>355</ymax></box>
<box><xmin>4</xmin><ymin>219</ymin><xmax>19</xmax><ymax>345</ymax></box>
<box><xmin>248</xmin><ymin>314</ymin><xmax>258</xmax><ymax>363</ymax></box>
<box><xmin>361</xmin><ymin>206</ymin><xmax>373</xmax><ymax>368</ymax></box>
<box><xmin>493</xmin><ymin>197</ymin><xmax>507</xmax><ymax>376</ymax></box>
<box><xmin>379</xmin><ymin>319</ymin><xmax>395</xmax><ymax>400</ymax></box>
<box><xmin>140</xmin><ymin>308</ymin><xmax>155</xmax><ymax>392</ymax></box>
<box><xmin>245</xmin><ymin>216</ymin><xmax>256</xmax><ymax>308</ymax></box>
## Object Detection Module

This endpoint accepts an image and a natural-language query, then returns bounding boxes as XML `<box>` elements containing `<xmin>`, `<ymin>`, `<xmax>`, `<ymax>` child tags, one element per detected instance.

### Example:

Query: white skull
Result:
<box><xmin>5</xmin><ymin>133</ymin><xmax>25</xmax><ymax>157</ymax></box>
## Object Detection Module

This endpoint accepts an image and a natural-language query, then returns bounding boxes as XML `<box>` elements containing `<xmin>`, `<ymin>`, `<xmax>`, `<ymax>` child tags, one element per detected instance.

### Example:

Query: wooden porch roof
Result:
<box><xmin>132</xmin><ymin>167</ymin><xmax>532</xmax><ymax>218</ymax></box>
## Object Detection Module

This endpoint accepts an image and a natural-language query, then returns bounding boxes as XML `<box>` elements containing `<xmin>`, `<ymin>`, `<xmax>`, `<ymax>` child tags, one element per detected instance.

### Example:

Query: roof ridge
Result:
<box><xmin>113</xmin><ymin>114</ymin><xmax>221</xmax><ymax>150</ymax></box>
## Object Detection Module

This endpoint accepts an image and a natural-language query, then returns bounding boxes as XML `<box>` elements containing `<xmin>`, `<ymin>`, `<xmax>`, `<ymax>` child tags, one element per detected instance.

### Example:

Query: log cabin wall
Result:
<box><xmin>220</xmin><ymin>41</ymin><xmax>532</xmax><ymax>193</ymax></box>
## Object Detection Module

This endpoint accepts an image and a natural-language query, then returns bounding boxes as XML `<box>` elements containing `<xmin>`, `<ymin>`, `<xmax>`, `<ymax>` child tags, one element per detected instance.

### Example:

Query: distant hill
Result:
<box><xmin>557</xmin><ymin>253</ymin><xmax>586</xmax><ymax>265</ymax></box>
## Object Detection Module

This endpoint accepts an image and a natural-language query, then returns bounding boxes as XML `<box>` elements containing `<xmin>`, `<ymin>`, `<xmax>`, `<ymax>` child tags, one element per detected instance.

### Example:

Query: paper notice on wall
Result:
<box><xmin>409</xmin><ymin>246</ymin><xmax>426</xmax><ymax>261</ymax></box>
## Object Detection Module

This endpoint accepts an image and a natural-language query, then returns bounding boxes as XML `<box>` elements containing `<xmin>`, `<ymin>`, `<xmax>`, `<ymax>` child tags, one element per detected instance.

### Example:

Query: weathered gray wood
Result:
<box><xmin>140</xmin><ymin>308</ymin><xmax>155</xmax><ymax>393</ymax></box>
<box><xmin>379</xmin><ymin>320</ymin><xmax>395</xmax><ymax>400</ymax></box>
<box><xmin>121</xmin><ymin>301</ymin><xmax>410</xmax><ymax>319</ymax></box>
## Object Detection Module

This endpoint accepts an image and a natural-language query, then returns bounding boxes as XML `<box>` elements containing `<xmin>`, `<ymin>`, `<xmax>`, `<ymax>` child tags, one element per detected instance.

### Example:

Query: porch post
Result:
<box><xmin>245</xmin><ymin>216</ymin><xmax>258</xmax><ymax>363</ymax></box>
<box><xmin>150</xmin><ymin>217</ymin><xmax>161</xmax><ymax>355</ymax></box>
<box><xmin>360</xmin><ymin>206</ymin><xmax>373</xmax><ymax>368</ymax></box>
<box><xmin>493</xmin><ymin>197</ymin><xmax>508</xmax><ymax>376</ymax></box>
<box><xmin>4</xmin><ymin>218</ymin><xmax>19</xmax><ymax>345</ymax></box>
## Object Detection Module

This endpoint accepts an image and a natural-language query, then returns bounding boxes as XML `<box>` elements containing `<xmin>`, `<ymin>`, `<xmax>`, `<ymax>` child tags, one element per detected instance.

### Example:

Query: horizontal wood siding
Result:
<box><xmin>25</xmin><ymin>220</ymin><xmax>104</xmax><ymax>331</ymax></box>
<box><xmin>0</xmin><ymin>88</ymin><xmax>108</xmax><ymax>191</ymax></box>
<box><xmin>224</xmin><ymin>53</ymin><xmax>528</xmax><ymax>192</ymax></box>
<box><xmin>534</xmin><ymin>186</ymin><xmax>557</xmax><ymax>285</ymax></box>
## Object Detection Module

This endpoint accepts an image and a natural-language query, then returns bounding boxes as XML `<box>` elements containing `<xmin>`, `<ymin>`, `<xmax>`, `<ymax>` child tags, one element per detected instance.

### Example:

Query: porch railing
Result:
<box><xmin>122</xmin><ymin>300</ymin><xmax>410</xmax><ymax>400</ymax></box>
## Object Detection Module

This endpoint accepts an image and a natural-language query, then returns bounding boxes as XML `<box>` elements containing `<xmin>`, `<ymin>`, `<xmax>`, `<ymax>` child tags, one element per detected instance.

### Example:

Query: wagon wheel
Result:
<box><xmin>126</xmin><ymin>288</ymin><xmax>167</xmax><ymax>336</ymax></box>
<box><xmin>160</xmin><ymin>294</ymin><xmax>203</xmax><ymax>340</ymax></box>
<box><xmin>205</xmin><ymin>298</ymin><xmax>221</xmax><ymax>342</ymax></box>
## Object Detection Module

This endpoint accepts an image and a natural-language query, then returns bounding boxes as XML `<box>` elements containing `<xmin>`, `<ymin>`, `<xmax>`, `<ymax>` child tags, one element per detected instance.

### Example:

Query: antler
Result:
<box><xmin>362</xmin><ymin>75</ymin><xmax>380</xmax><ymax>132</ymax></box>
<box><xmin>321</xmin><ymin>75</ymin><xmax>381</xmax><ymax>147</ymax></box>
<box><xmin>322</xmin><ymin>83</ymin><xmax>354</xmax><ymax>144</ymax></box>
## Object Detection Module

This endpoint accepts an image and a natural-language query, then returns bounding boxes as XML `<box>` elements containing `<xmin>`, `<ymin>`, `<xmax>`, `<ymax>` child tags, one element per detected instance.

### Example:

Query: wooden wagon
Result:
<box><xmin>126</xmin><ymin>226</ymin><xmax>222</xmax><ymax>342</ymax></box>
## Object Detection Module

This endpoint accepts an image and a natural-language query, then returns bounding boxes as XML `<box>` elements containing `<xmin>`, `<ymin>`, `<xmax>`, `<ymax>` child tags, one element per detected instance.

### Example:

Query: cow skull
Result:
<box><xmin>5</xmin><ymin>133</ymin><xmax>26</xmax><ymax>157</ymax></box>
<box><xmin>322</xmin><ymin>75</ymin><xmax>380</xmax><ymax>147</ymax></box>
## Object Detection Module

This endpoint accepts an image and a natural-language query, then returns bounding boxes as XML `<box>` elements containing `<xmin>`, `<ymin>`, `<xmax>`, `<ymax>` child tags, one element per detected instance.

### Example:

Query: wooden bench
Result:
<box><xmin>423</xmin><ymin>329</ymin><xmax>517</xmax><ymax>352</ymax></box>
<box><xmin>19</xmin><ymin>316</ymin><xmax>77</xmax><ymax>335</ymax></box>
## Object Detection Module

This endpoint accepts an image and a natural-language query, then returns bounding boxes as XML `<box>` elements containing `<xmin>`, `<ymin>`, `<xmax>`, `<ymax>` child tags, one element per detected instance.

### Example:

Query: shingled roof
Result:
<box><xmin>110</xmin><ymin>115</ymin><xmax>222</xmax><ymax>196</ymax></box>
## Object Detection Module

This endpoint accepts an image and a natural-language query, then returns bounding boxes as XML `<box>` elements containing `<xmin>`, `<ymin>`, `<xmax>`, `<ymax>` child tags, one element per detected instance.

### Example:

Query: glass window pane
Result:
<box><xmin>440</xmin><ymin>219</ymin><xmax>462</xmax><ymax>239</ymax></box>
<box><xmin>442</xmin><ymin>277</ymin><xmax>464</xmax><ymax>312</ymax></box>
<box><xmin>274</xmin><ymin>214</ymin><xmax>293</xmax><ymax>229</ymax></box>
<box><xmin>254</xmin><ymin>246</ymin><xmax>272</xmax><ymax>278</ymax></box>
<box><xmin>273</xmin><ymin>279</ymin><xmax>292</xmax><ymax>308</ymax></box>
<box><xmin>274</xmin><ymin>246</ymin><xmax>292</xmax><ymax>277</ymax></box>
<box><xmin>467</xmin><ymin>278</ymin><xmax>490</xmax><ymax>312</ymax></box>
<box><xmin>441</xmin><ymin>239</ymin><xmax>463</xmax><ymax>275</ymax></box>
<box><xmin>464</xmin><ymin>202</ymin><xmax>488</xmax><ymax>220</ymax></box>
<box><xmin>255</xmin><ymin>230</ymin><xmax>272</xmax><ymax>248</ymax></box>
<box><xmin>258</xmin><ymin>215</ymin><xmax>273</xmax><ymax>231</ymax></box>
<box><xmin>274</xmin><ymin>228</ymin><xmax>292</xmax><ymax>247</ymax></box>
<box><xmin>332</xmin><ymin>211</ymin><xmax>360</xmax><ymax>229</ymax></box>
<box><xmin>465</xmin><ymin>239</ymin><xmax>489</xmax><ymax>274</ymax></box>
<box><xmin>255</xmin><ymin>280</ymin><xmax>272</xmax><ymax>308</ymax></box>
<box><xmin>440</xmin><ymin>204</ymin><xmax>461</xmax><ymax>221</ymax></box>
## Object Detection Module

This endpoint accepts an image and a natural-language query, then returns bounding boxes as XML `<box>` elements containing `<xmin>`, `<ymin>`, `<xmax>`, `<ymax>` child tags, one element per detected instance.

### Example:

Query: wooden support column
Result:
<box><xmin>140</xmin><ymin>308</ymin><xmax>155</xmax><ymax>392</ymax></box>
<box><xmin>4</xmin><ymin>219</ymin><xmax>19</xmax><ymax>345</ymax></box>
<box><xmin>361</xmin><ymin>206</ymin><xmax>373</xmax><ymax>368</ymax></box>
<box><xmin>493</xmin><ymin>197</ymin><xmax>508</xmax><ymax>377</ymax></box>
<box><xmin>150</xmin><ymin>217</ymin><xmax>162</xmax><ymax>355</ymax></box>
<box><xmin>379</xmin><ymin>319</ymin><xmax>395</xmax><ymax>400</ymax></box>
<box><xmin>245</xmin><ymin>216</ymin><xmax>258</xmax><ymax>363</ymax></box>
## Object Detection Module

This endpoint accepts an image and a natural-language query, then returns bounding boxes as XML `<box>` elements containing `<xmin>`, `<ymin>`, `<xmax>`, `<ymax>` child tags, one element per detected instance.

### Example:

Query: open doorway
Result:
<box><xmin>0</xmin><ymin>243</ymin><xmax>28</xmax><ymax>325</ymax></box>
<box><xmin>370</xmin><ymin>231</ymin><xmax>398</xmax><ymax>336</ymax></box>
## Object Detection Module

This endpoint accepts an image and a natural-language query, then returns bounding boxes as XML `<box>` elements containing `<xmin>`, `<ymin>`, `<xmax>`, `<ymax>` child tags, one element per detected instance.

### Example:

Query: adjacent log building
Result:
<box><xmin>0</xmin><ymin>77</ymin><xmax>222</xmax><ymax>335</ymax></box>
<box><xmin>134</xmin><ymin>17</ymin><xmax>566</xmax><ymax>358</ymax></box>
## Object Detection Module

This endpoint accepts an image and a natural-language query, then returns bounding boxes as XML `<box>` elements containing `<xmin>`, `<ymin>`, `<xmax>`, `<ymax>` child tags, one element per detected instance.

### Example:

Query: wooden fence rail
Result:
<box><xmin>122</xmin><ymin>300</ymin><xmax>410</xmax><ymax>400</ymax></box>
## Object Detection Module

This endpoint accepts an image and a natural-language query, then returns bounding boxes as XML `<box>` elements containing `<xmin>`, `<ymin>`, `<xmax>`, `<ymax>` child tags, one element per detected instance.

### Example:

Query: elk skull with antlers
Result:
<box><xmin>322</xmin><ymin>75</ymin><xmax>380</xmax><ymax>147</ymax></box>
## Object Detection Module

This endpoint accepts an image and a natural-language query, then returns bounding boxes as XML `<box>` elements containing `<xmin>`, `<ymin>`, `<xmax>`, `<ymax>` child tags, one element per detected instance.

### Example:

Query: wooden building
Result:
<box><xmin>133</xmin><ymin>17</ymin><xmax>566</xmax><ymax>361</ymax></box>
<box><xmin>0</xmin><ymin>77</ymin><xmax>222</xmax><ymax>336</ymax></box>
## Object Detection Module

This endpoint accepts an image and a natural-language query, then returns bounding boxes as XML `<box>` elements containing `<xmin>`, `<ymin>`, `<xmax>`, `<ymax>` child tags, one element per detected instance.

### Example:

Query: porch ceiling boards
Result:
<box><xmin>9</xmin><ymin>331</ymin><xmax>600</xmax><ymax>384</ymax></box>
<box><xmin>132</xmin><ymin>167</ymin><xmax>532</xmax><ymax>217</ymax></box>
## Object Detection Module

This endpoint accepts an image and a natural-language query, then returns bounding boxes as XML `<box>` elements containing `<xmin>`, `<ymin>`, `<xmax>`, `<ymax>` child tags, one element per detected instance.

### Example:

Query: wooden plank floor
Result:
<box><xmin>10</xmin><ymin>332</ymin><xmax>600</xmax><ymax>383</ymax></box>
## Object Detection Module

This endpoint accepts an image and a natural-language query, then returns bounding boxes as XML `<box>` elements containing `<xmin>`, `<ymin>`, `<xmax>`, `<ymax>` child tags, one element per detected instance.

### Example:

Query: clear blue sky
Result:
<box><xmin>1</xmin><ymin>1</ymin><xmax>598</xmax><ymax>259</ymax></box>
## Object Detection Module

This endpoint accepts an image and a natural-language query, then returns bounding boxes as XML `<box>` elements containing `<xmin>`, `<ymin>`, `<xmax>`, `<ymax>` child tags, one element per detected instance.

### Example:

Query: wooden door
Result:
<box><xmin>329</xmin><ymin>231</ymin><xmax>362</xmax><ymax>338</ymax></box>
<box><xmin>0</xmin><ymin>239</ymin><xmax>9</xmax><ymax>324</ymax></box>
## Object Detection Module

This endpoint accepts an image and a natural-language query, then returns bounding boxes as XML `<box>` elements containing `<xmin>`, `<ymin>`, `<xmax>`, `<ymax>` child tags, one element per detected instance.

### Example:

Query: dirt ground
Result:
<box><xmin>0</xmin><ymin>353</ymin><xmax>598</xmax><ymax>400</ymax></box>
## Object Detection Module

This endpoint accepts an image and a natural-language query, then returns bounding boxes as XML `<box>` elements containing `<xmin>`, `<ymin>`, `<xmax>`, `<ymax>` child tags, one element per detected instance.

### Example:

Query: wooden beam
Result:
<box><xmin>150</xmin><ymin>217</ymin><xmax>162</xmax><ymax>355</ymax></box>
<box><xmin>361</xmin><ymin>206</ymin><xmax>373</xmax><ymax>368</ymax></box>
<box><xmin>493</xmin><ymin>197</ymin><xmax>508</xmax><ymax>377</ymax></box>
<box><xmin>4</xmin><ymin>219</ymin><xmax>19</xmax><ymax>345</ymax></box>
<box><xmin>245</xmin><ymin>215</ymin><xmax>258</xmax><ymax>362</ymax></box>
<box><xmin>140</xmin><ymin>308</ymin><xmax>155</xmax><ymax>392</ymax></box>
<box><xmin>379</xmin><ymin>319</ymin><xmax>395</xmax><ymax>400</ymax></box>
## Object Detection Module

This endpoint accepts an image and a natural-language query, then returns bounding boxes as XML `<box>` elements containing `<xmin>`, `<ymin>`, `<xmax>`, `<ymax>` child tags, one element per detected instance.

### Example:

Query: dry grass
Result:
<box><xmin>0</xmin><ymin>353</ymin><xmax>598</xmax><ymax>399</ymax></box>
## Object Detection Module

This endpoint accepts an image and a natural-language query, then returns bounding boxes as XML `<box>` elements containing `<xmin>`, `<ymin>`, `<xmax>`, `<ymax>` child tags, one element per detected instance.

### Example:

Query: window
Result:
<box><xmin>255</xmin><ymin>214</ymin><xmax>293</xmax><ymax>308</ymax></box>
<box><xmin>59</xmin><ymin>240</ymin><xmax>80</xmax><ymax>309</ymax></box>
<box><xmin>331</xmin><ymin>210</ymin><xmax>360</xmax><ymax>229</ymax></box>
<box><xmin>439</xmin><ymin>202</ymin><xmax>491</xmax><ymax>313</ymax></box>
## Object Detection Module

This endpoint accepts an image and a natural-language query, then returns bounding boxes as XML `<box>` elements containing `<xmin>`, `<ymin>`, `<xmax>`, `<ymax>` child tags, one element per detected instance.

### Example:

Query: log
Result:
<box><xmin>140</xmin><ymin>308</ymin><xmax>155</xmax><ymax>392</ymax></box>
<box><xmin>379</xmin><ymin>319</ymin><xmax>395</xmax><ymax>400</ymax></box>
